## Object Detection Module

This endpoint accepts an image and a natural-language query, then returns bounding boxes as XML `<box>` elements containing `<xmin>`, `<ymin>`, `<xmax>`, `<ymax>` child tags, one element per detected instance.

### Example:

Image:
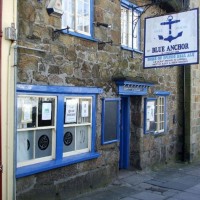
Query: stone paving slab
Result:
<box><xmin>108</xmin><ymin>185</ymin><xmax>139</xmax><ymax>197</ymax></box>
<box><xmin>172</xmin><ymin>191</ymin><xmax>200</xmax><ymax>200</ymax></box>
<box><xmin>185</xmin><ymin>183</ymin><xmax>200</xmax><ymax>195</ymax></box>
<box><xmin>131</xmin><ymin>191</ymin><xmax>166</xmax><ymax>200</ymax></box>
<box><xmin>145</xmin><ymin>179</ymin><xmax>193</xmax><ymax>191</ymax></box>
<box><xmin>120</xmin><ymin>197</ymin><xmax>138</xmax><ymax>200</ymax></box>
<box><xmin>121</xmin><ymin>174</ymin><xmax>153</xmax><ymax>186</ymax></box>
<box><xmin>71</xmin><ymin>161</ymin><xmax>200</xmax><ymax>200</ymax></box>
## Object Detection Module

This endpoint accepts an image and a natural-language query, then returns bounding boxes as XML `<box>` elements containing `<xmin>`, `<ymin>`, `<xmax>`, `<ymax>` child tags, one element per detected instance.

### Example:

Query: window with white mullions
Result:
<box><xmin>155</xmin><ymin>96</ymin><xmax>165</xmax><ymax>133</ymax></box>
<box><xmin>145</xmin><ymin>92</ymin><xmax>169</xmax><ymax>134</ymax></box>
<box><xmin>121</xmin><ymin>1</ymin><xmax>142</xmax><ymax>51</ymax></box>
<box><xmin>16</xmin><ymin>84</ymin><xmax>102</xmax><ymax>178</ymax></box>
<box><xmin>63</xmin><ymin>97</ymin><xmax>92</xmax><ymax>157</ymax></box>
<box><xmin>17</xmin><ymin>95</ymin><xmax>56</xmax><ymax>167</ymax></box>
<box><xmin>62</xmin><ymin>0</ymin><xmax>91</xmax><ymax>36</ymax></box>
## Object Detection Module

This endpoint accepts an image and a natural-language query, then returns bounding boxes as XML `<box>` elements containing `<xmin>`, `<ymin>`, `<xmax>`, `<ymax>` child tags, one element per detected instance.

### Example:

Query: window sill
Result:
<box><xmin>62</xmin><ymin>30</ymin><xmax>98</xmax><ymax>42</ymax></box>
<box><xmin>144</xmin><ymin>131</ymin><xmax>165</xmax><ymax>136</ymax></box>
<box><xmin>121</xmin><ymin>46</ymin><xmax>143</xmax><ymax>54</ymax></box>
<box><xmin>16</xmin><ymin>152</ymin><xmax>100</xmax><ymax>178</ymax></box>
<box><xmin>154</xmin><ymin>131</ymin><xmax>166</xmax><ymax>137</ymax></box>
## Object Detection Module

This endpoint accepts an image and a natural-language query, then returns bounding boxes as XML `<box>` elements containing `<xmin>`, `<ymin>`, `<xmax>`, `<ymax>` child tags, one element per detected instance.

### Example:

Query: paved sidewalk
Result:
<box><xmin>72</xmin><ymin>161</ymin><xmax>200</xmax><ymax>200</ymax></box>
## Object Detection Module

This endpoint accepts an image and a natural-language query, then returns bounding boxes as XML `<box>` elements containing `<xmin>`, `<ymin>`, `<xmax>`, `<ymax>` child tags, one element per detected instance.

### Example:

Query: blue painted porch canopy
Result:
<box><xmin>114</xmin><ymin>77</ymin><xmax>155</xmax><ymax>95</ymax></box>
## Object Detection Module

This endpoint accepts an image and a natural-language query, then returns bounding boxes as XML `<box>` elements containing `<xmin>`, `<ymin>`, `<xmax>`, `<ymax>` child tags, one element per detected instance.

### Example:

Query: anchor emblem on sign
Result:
<box><xmin>158</xmin><ymin>15</ymin><xmax>183</xmax><ymax>43</ymax></box>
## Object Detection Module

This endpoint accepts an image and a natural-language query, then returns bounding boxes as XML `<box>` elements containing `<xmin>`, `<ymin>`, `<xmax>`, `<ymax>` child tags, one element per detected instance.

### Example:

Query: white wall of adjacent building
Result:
<box><xmin>1</xmin><ymin>0</ymin><xmax>16</xmax><ymax>199</ymax></box>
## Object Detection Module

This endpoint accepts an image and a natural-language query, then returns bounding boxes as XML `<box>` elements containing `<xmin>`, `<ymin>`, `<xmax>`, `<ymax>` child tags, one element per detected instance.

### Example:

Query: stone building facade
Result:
<box><xmin>15</xmin><ymin>0</ymin><xmax>187</xmax><ymax>199</ymax></box>
<box><xmin>184</xmin><ymin>0</ymin><xmax>200</xmax><ymax>161</ymax></box>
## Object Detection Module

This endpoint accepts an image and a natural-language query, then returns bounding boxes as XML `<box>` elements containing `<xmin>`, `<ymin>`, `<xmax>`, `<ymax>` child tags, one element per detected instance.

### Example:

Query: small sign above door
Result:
<box><xmin>115</xmin><ymin>80</ymin><xmax>154</xmax><ymax>96</ymax></box>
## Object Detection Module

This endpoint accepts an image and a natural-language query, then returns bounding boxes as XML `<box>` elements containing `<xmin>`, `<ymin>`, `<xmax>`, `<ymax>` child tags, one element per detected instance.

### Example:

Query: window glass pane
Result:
<box><xmin>62</xmin><ymin>0</ymin><xmax>75</xmax><ymax>29</ymax></box>
<box><xmin>63</xmin><ymin>96</ymin><xmax>92</xmax><ymax>156</ymax></box>
<box><xmin>128</xmin><ymin>10</ymin><xmax>133</xmax><ymax>48</ymax></box>
<box><xmin>17</xmin><ymin>96</ymin><xmax>37</xmax><ymax>129</ymax></box>
<box><xmin>76</xmin><ymin>0</ymin><xmax>83</xmax><ymax>31</ymax></box>
<box><xmin>146</xmin><ymin>100</ymin><xmax>156</xmax><ymax>132</ymax></box>
<box><xmin>121</xmin><ymin>3</ymin><xmax>140</xmax><ymax>50</ymax></box>
<box><xmin>155</xmin><ymin>97</ymin><xmax>165</xmax><ymax>132</ymax></box>
<box><xmin>76</xmin><ymin>0</ymin><xmax>90</xmax><ymax>34</ymax></box>
<box><xmin>76</xmin><ymin>126</ymin><xmax>89</xmax><ymax>150</ymax></box>
<box><xmin>63</xmin><ymin>127</ymin><xmax>75</xmax><ymax>153</ymax></box>
<box><xmin>78</xmin><ymin>98</ymin><xmax>91</xmax><ymax>123</ymax></box>
<box><xmin>133</xmin><ymin>11</ymin><xmax>139</xmax><ymax>49</ymax></box>
<box><xmin>103</xmin><ymin>101</ymin><xmax>119</xmax><ymax>142</ymax></box>
<box><xmin>121</xmin><ymin>7</ymin><xmax>128</xmax><ymax>46</ymax></box>
<box><xmin>63</xmin><ymin>0</ymin><xmax>91</xmax><ymax>34</ymax></box>
<box><xmin>38</xmin><ymin>97</ymin><xmax>55</xmax><ymax>127</ymax></box>
<box><xmin>35</xmin><ymin>129</ymin><xmax>52</xmax><ymax>159</ymax></box>
<box><xmin>64</xmin><ymin>98</ymin><xmax>78</xmax><ymax>124</ymax></box>
<box><xmin>17</xmin><ymin>131</ymin><xmax>34</xmax><ymax>163</ymax></box>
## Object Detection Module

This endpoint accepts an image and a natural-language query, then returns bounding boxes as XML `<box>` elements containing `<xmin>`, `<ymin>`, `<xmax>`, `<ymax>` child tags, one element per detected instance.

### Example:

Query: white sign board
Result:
<box><xmin>81</xmin><ymin>101</ymin><xmax>89</xmax><ymax>117</ymax></box>
<box><xmin>65</xmin><ymin>99</ymin><xmax>78</xmax><ymax>123</ymax></box>
<box><xmin>144</xmin><ymin>9</ymin><xmax>199</xmax><ymax>68</ymax></box>
<box><xmin>42</xmin><ymin>102</ymin><xmax>52</xmax><ymax>120</ymax></box>
<box><xmin>22</xmin><ymin>104</ymin><xmax>32</xmax><ymax>123</ymax></box>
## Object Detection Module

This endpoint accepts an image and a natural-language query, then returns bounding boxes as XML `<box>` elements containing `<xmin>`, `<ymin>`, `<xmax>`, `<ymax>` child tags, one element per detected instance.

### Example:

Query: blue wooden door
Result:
<box><xmin>119</xmin><ymin>96</ymin><xmax>130</xmax><ymax>169</ymax></box>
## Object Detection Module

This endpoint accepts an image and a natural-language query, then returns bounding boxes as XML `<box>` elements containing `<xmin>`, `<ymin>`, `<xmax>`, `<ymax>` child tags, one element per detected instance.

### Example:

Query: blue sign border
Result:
<box><xmin>143</xmin><ymin>8</ymin><xmax>199</xmax><ymax>69</ymax></box>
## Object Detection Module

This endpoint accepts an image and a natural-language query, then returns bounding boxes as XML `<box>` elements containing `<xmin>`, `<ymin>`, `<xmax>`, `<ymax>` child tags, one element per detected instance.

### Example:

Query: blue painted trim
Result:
<box><xmin>120</xmin><ymin>0</ymin><xmax>143</xmax><ymax>52</ymax></box>
<box><xmin>119</xmin><ymin>97</ymin><xmax>130</xmax><ymax>169</ymax></box>
<box><xmin>101</xmin><ymin>98</ymin><xmax>121</xmax><ymax>145</ymax></box>
<box><xmin>144</xmin><ymin>98</ymin><xmax>156</xmax><ymax>134</ymax></box>
<box><xmin>115</xmin><ymin>80</ymin><xmax>154</xmax><ymax>86</ymax></box>
<box><xmin>61</xmin><ymin>0</ymin><xmax>97</xmax><ymax>42</ymax></box>
<box><xmin>121</xmin><ymin>0</ymin><xmax>143</xmax><ymax>12</ymax></box>
<box><xmin>16</xmin><ymin>152</ymin><xmax>100</xmax><ymax>178</ymax></box>
<box><xmin>144</xmin><ymin>96</ymin><xmax>168</xmax><ymax>135</ymax></box>
<box><xmin>16</xmin><ymin>84</ymin><xmax>103</xmax><ymax>177</ymax></box>
<box><xmin>17</xmin><ymin>84</ymin><xmax>103</xmax><ymax>94</ymax></box>
<box><xmin>145</xmin><ymin>51</ymin><xmax>198</xmax><ymax>58</ymax></box>
<box><xmin>154</xmin><ymin>91</ymin><xmax>171</xmax><ymax>96</ymax></box>
<box><xmin>197</xmin><ymin>8</ymin><xmax>199</xmax><ymax>65</ymax></box>
<box><xmin>90</xmin><ymin>0</ymin><xmax>94</xmax><ymax>38</ymax></box>
<box><xmin>143</xmin><ymin>8</ymin><xmax>199</xmax><ymax>69</ymax></box>
<box><xmin>91</xmin><ymin>95</ymin><xmax>97</xmax><ymax>152</ymax></box>
<box><xmin>56</xmin><ymin>95</ymin><xmax>65</xmax><ymax>160</ymax></box>
<box><xmin>115</xmin><ymin>80</ymin><xmax>154</xmax><ymax>96</ymax></box>
<box><xmin>121</xmin><ymin>46</ymin><xmax>143</xmax><ymax>54</ymax></box>
<box><xmin>144</xmin><ymin>60</ymin><xmax>199</xmax><ymax>69</ymax></box>
<box><xmin>61</xmin><ymin>30</ymin><xmax>98</xmax><ymax>42</ymax></box>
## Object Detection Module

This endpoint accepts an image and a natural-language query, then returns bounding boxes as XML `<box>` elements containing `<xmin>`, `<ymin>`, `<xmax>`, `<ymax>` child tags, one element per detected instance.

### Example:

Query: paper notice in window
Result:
<box><xmin>42</xmin><ymin>103</ymin><xmax>52</xmax><ymax>120</ymax></box>
<box><xmin>81</xmin><ymin>101</ymin><xmax>89</xmax><ymax>117</ymax></box>
<box><xmin>147</xmin><ymin>101</ymin><xmax>155</xmax><ymax>122</ymax></box>
<box><xmin>65</xmin><ymin>99</ymin><xmax>78</xmax><ymax>123</ymax></box>
<box><xmin>22</xmin><ymin>104</ymin><xmax>32</xmax><ymax>123</ymax></box>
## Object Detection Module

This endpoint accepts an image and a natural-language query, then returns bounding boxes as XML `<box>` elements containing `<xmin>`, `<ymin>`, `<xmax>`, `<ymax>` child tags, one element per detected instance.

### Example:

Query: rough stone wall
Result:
<box><xmin>16</xmin><ymin>0</ymin><xmax>184</xmax><ymax>199</ymax></box>
<box><xmin>184</xmin><ymin>0</ymin><xmax>200</xmax><ymax>161</ymax></box>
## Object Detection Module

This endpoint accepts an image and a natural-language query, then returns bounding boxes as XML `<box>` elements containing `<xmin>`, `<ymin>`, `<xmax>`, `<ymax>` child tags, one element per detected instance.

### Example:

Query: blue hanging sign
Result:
<box><xmin>144</xmin><ymin>9</ymin><xmax>199</xmax><ymax>68</ymax></box>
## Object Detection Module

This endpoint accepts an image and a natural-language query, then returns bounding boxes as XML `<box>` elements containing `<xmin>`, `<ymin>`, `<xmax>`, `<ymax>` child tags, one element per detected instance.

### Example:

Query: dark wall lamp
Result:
<box><xmin>95</xmin><ymin>22</ymin><xmax>112</xmax><ymax>28</ymax></box>
<box><xmin>98</xmin><ymin>40</ymin><xmax>113</xmax><ymax>50</ymax></box>
<box><xmin>98</xmin><ymin>40</ymin><xmax>113</xmax><ymax>45</ymax></box>
<box><xmin>52</xmin><ymin>26</ymin><xmax>70</xmax><ymax>40</ymax></box>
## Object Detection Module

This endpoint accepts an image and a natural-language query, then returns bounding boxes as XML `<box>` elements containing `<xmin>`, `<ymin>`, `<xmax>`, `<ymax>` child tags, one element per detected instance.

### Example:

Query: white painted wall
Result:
<box><xmin>1</xmin><ymin>0</ymin><xmax>17</xmax><ymax>199</ymax></box>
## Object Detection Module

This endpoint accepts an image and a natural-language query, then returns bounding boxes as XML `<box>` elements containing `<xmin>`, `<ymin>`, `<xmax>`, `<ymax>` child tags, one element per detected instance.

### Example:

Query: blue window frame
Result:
<box><xmin>62</xmin><ymin>0</ymin><xmax>96</xmax><ymax>41</ymax></box>
<box><xmin>101</xmin><ymin>98</ymin><xmax>120</xmax><ymax>145</ymax></box>
<box><xmin>16</xmin><ymin>84</ymin><xmax>103</xmax><ymax>178</ymax></box>
<box><xmin>144</xmin><ymin>91</ymin><xmax>170</xmax><ymax>134</ymax></box>
<box><xmin>121</xmin><ymin>0</ymin><xmax>143</xmax><ymax>53</ymax></box>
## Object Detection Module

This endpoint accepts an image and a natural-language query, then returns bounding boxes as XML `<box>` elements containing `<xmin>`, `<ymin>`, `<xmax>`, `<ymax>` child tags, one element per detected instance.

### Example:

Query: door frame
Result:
<box><xmin>119</xmin><ymin>96</ymin><xmax>130</xmax><ymax>169</ymax></box>
<box><xmin>0</xmin><ymin>0</ymin><xmax>3</xmax><ymax>197</ymax></box>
